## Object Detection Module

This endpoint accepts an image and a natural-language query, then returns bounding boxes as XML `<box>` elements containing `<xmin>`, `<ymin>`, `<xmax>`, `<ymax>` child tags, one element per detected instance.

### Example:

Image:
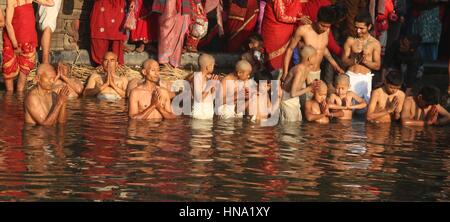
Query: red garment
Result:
<box><xmin>301</xmin><ymin>0</ymin><xmax>342</xmax><ymax>56</ymax></box>
<box><xmin>148</xmin><ymin>13</ymin><xmax>160</xmax><ymax>42</ymax></box>
<box><xmin>225</xmin><ymin>0</ymin><xmax>260</xmax><ymax>53</ymax></box>
<box><xmin>90</xmin><ymin>0</ymin><xmax>127</xmax><ymax>40</ymax></box>
<box><xmin>2</xmin><ymin>4</ymin><xmax>37</xmax><ymax>79</ymax></box>
<box><xmin>130</xmin><ymin>0</ymin><xmax>150</xmax><ymax>42</ymax></box>
<box><xmin>91</xmin><ymin>39</ymin><xmax>125</xmax><ymax>65</ymax></box>
<box><xmin>261</xmin><ymin>0</ymin><xmax>303</xmax><ymax>71</ymax></box>
<box><xmin>90</xmin><ymin>0</ymin><xmax>127</xmax><ymax>65</ymax></box>
<box><xmin>186</xmin><ymin>1</ymin><xmax>207</xmax><ymax>51</ymax></box>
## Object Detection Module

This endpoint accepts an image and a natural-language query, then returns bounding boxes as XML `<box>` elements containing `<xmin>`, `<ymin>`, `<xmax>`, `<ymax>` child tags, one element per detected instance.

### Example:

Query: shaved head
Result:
<box><xmin>235</xmin><ymin>60</ymin><xmax>252</xmax><ymax>73</ymax></box>
<box><xmin>317</xmin><ymin>80</ymin><xmax>328</xmax><ymax>93</ymax></box>
<box><xmin>36</xmin><ymin>63</ymin><xmax>56</xmax><ymax>77</ymax></box>
<box><xmin>198</xmin><ymin>54</ymin><xmax>215</xmax><ymax>68</ymax></box>
<box><xmin>300</xmin><ymin>45</ymin><xmax>317</xmax><ymax>60</ymax></box>
<box><xmin>335</xmin><ymin>74</ymin><xmax>350</xmax><ymax>86</ymax></box>
<box><xmin>104</xmin><ymin>51</ymin><xmax>118</xmax><ymax>60</ymax></box>
<box><xmin>143</xmin><ymin>59</ymin><xmax>159</xmax><ymax>70</ymax></box>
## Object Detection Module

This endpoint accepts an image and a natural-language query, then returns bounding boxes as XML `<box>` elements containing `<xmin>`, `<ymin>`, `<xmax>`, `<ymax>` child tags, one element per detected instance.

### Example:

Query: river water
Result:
<box><xmin>0</xmin><ymin>92</ymin><xmax>449</xmax><ymax>201</ymax></box>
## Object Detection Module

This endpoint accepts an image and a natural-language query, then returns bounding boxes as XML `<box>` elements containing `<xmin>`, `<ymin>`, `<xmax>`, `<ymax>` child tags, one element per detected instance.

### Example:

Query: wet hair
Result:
<box><xmin>317</xmin><ymin>6</ymin><xmax>336</xmax><ymax>24</ymax></box>
<box><xmin>354</xmin><ymin>12</ymin><xmax>373</xmax><ymax>27</ymax></box>
<box><xmin>405</xmin><ymin>34</ymin><xmax>422</xmax><ymax>50</ymax></box>
<box><xmin>419</xmin><ymin>86</ymin><xmax>440</xmax><ymax>105</ymax></box>
<box><xmin>385</xmin><ymin>70</ymin><xmax>403</xmax><ymax>86</ymax></box>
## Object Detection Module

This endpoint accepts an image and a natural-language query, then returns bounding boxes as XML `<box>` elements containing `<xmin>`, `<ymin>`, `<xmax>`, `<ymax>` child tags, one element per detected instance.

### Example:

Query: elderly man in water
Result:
<box><xmin>128</xmin><ymin>59</ymin><xmax>176</xmax><ymax>120</ymax></box>
<box><xmin>53</xmin><ymin>61</ymin><xmax>84</xmax><ymax>98</ymax></box>
<box><xmin>25</xmin><ymin>63</ymin><xmax>70</xmax><ymax>126</ymax></box>
<box><xmin>83</xmin><ymin>51</ymin><xmax>128</xmax><ymax>100</ymax></box>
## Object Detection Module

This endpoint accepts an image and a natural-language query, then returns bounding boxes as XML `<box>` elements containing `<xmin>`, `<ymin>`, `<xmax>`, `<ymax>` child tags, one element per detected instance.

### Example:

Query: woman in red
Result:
<box><xmin>2</xmin><ymin>0</ymin><xmax>54</xmax><ymax>92</ymax></box>
<box><xmin>261</xmin><ymin>0</ymin><xmax>310</xmax><ymax>72</ymax></box>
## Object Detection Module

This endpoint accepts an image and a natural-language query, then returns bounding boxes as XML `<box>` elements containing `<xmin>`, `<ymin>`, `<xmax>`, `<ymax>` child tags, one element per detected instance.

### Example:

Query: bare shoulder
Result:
<box><xmin>396</xmin><ymin>90</ymin><xmax>406</xmax><ymax>99</ymax></box>
<box><xmin>345</xmin><ymin>36</ymin><xmax>356</xmax><ymax>44</ymax></box>
<box><xmin>369</xmin><ymin>36</ymin><xmax>381</xmax><ymax>48</ymax></box>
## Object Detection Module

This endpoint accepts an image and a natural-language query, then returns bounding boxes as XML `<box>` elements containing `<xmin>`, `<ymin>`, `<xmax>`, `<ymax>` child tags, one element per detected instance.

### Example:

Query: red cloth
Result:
<box><xmin>91</xmin><ymin>39</ymin><xmax>125</xmax><ymax>65</ymax></box>
<box><xmin>148</xmin><ymin>13</ymin><xmax>160</xmax><ymax>42</ymax></box>
<box><xmin>186</xmin><ymin>1</ymin><xmax>207</xmax><ymax>51</ymax></box>
<box><xmin>225</xmin><ymin>0</ymin><xmax>260</xmax><ymax>53</ymax></box>
<box><xmin>262</xmin><ymin>0</ymin><xmax>303</xmax><ymax>71</ymax></box>
<box><xmin>301</xmin><ymin>0</ymin><xmax>342</xmax><ymax>56</ymax></box>
<box><xmin>90</xmin><ymin>0</ymin><xmax>127</xmax><ymax>41</ymax></box>
<box><xmin>2</xmin><ymin>4</ymin><xmax>37</xmax><ymax>79</ymax></box>
<box><xmin>130</xmin><ymin>0</ymin><xmax>150</xmax><ymax>42</ymax></box>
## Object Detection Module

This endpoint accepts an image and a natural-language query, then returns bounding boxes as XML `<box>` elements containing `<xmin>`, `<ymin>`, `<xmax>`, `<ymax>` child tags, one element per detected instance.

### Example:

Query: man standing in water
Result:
<box><xmin>342</xmin><ymin>12</ymin><xmax>381</xmax><ymax>103</ymax></box>
<box><xmin>282</xmin><ymin>6</ymin><xmax>344</xmax><ymax>88</ymax></box>
<box><xmin>128</xmin><ymin>59</ymin><xmax>176</xmax><ymax>120</ymax></box>
<box><xmin>25</xmin><ymin>64</ymin><xmax>70</xmax><ymax>126</ymax></box>
<box><xmin>83</xmin><ymin>52</ymin><xmax>128</xmax><ymax>100</ymax></box>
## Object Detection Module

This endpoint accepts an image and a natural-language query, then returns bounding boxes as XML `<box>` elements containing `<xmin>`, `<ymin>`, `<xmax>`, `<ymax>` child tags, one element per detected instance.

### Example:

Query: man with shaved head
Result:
<box><xmin>25</xmin><ymin>63</ymin><xmax>70</xmax><ymax>126</ymax></box>
<box><xmin>218</xmin><ymin>60</ymin><xmax>253</xmax><ymax>119</ymax></box>
<box><xmin>83</xmin><ymin>51</ymin><xmax>128</xmax><ymax>100</ymax></box>
<box><xmin>128</xmin><ymin>59</ymin><xmax>176</xmax><ymax>120</ymax></box>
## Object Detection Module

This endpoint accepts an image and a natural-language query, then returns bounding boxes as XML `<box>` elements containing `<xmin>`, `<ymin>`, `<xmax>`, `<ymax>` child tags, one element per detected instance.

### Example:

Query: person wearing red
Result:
<box><xmin>153</xmin><ymin>0</ymin><xmax>204</xmax><ymax>68</ymax></box>
<box><xmin>261</xmin><ymin>0</ymin><xmax>310</xmax><ymax>72</ymax></box>
<box><xmin>224</xmin><ymin>0</ymin><xmax>260</xmax><ymax>53</ymax></box>
<box><xmin>185</xmin><ymin>0</ymin><xmax>208</xmax><ymax>52</ymax></box>
<box><xmin>90</xmin><ymin>0</ymin><xmax>127</xmax><ymax>65</ymax></box>
<box><xmin>129</xmin><ymin>0</ymin><xmax>151</xmax><ymax>53</ymax></box>
<box><xmin>2</xmin><ymin>0</ymin><xmax>54</xmax><ymax>92</ymax></box>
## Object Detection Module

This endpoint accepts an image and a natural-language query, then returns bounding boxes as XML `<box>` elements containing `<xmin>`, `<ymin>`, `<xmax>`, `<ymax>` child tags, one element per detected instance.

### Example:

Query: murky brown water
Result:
<box><xmin>0</xmin><ymin>91</ymin><xmax>449</xmax><ymax>201</ymax></box>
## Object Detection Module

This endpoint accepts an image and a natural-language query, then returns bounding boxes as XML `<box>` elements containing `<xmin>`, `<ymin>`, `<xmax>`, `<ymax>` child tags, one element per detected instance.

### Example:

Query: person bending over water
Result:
<box><xmin>52</xmin><ymin>62</ymin><xmax>84</xmax><ymax>98</ymax></box>
<box><xmin>83</xmin><ymin>52</ymin><xmax>128</xmax><ymax>100</ymax></box>
<box><xmin>401</xmin><ymin>86</ymin><xmax>450</xmax><ymax>127</ymax></box>
<box><xmin>128</xmin><ymin>59</ymin><xmax>176</xmax><ymax>120</ymax></box>
<box><xmin>24</xmin><ymin>63</ymin><xmax>69</xmax><ymax>126</ymax></box>
<box><xmin>327</xmin><ymin>75</ymin><xmax>367</xmax><ymax>120</ymax></box>
<box><xmin>305</xmin><ymin>80</ymin><xmax>343</xmax><ymax>124</ymax></box>
<box><xmin>366</xmin><ymin>70</ymin><xmax>405</xmax><ymax>124</ymax></box>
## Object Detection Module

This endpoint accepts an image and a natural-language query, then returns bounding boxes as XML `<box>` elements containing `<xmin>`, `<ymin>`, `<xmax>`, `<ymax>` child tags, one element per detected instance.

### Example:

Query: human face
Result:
<box><xmin>385</xmin><ymin>83</ymin><xmax>401</xmax><ymax>95</ymax></box>
<box><xmin>316</xmin><ymin>22</ymin><xmax>331</xmax><ymax>34</ymax></box>
<box><xmin>248</xmin><ymin>39</ymin><xmax>261</xmax><ymax>50</ymax></box>
<box><xmin>38</xmin><ymin>70</ymin><xmax>57</xmax><ymax>91</ymax></box>
<box><xmin>355</xmin><ymin>22</ymin><xmax>370</xmax><ymax>38</ymax></box>
<box><xmin>144</xmin><ymin>63</ymin><xmax>160</xmax><ymax>82</ymax></box>
<box><xmin>102</xmin><ymin>54</ymin><xmax>118</xmax><ymax>71</ymax></box>
<box><xmin>314</xmin><ymin>87</ymin><xmax>328</xmax><ymax>103</ymax></box>
<box><xmin>335</xmin><ymin>82</ymin><xmax>349</xmax><ymax>97</ymax></box>
<box><xmin>237</xmin><ymin>70</ymin><xmax>251</xmax><ymax>81</ymax></box>
<box><xmin>399</xmin><ymin>38</ymin><xmax>411</xmax><ymax>53</ymax></box>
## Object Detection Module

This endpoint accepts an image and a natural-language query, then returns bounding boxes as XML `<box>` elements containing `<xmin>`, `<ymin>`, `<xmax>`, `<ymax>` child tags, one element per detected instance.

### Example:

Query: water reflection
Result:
<box><xmin>0</xmin><ymin>92</ymin><xmax>449</xmax><ymax>201</ymax></box>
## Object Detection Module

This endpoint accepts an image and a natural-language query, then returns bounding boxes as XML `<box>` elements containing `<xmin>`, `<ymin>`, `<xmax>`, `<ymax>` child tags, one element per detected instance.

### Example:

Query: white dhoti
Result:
<box><xmin>346</xmin><ymin>70</ymin><xmax>374</xmax><ymax>103</ymax></box>
<box><xmin>305</xmin><ymin>70</ymin><xmax>321</xmax><ymax>101</ymax></box>
<box><xmin>280</xmin><ymin>90</ymin><xmax>302</xmax><ymax>122</ymax></box>
<box><xmin>192</xmin><ymin>101</ymin><xmax>214</xmax><ymax>120</ymax></box>
<box><xmin>97</xmin><ymin>93</ymin><xmax>121</xmax><ymax>101</ymax></box>
<box><xmin>218</xmin><ymin>104</ymin><xmax>236</xmax><ymax>119</ymax></box>
<box><xmin>39</xmin><ymin>0</ymin><xmax>62</xmax><ymax>32</ymax></box>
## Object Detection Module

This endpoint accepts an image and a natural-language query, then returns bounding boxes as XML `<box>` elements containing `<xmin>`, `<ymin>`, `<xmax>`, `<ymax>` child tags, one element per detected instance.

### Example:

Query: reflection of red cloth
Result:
<box><xmin>262</xmin><ymin>0</ymin><xmax>302</xmax><ymax>71</ymax></box>
<box><xmin>90</xmin><ymin>0</ymin><xmax>127</xmax><ymax>40</ymax></box>
<box><xmin>2</xmin><ymin>4</ymin><xmax>37</xmax><ymax>79</ymax></box>
<box><xmin>225</xmin><ymin>0</ymin><xmax>259</xmax><ymax>53</ymax></box>
<box><xmin>300</xmin><ymin>0</ymin><xmax>342</xmax><ymax>56</ymax></box>
<box><xmin>130</xmin><ymin>0</ymin><xmax>150</xmax><ymax>42</ymax></box>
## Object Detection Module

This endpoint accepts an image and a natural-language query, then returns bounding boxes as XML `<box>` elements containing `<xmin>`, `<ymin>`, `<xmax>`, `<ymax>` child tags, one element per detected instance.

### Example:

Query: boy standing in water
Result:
<box><xmin>192</xmin><ymin>54</ymin><xmax>219</xmax><ymax>120</ymax></box>
<box><xmin>305</xmin><ymin>80</ymin><xmax>343</xmax><ymax>124</ymax></box>
<box><xmin>327</xmin><ymin>75</ymin><xmax>367</xmax><ymax>120</ymax></box>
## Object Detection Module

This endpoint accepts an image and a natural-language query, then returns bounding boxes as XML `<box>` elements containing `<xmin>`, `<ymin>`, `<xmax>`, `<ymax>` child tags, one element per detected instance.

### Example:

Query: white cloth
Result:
<box><xmin>192</xmin><ymin>101</ymin><xmax>214</xmax><ymax>119</ymax></box>
<box><xmin>218</xmin><ymin>104</ymin><xmax>236</xmax><ymax>119</ymax></box>
<box><xmin>97</xmin><ymin>93</ymin><xmax>121</xmax><ymax>101</ymax></box>
<box><xmin>346</xmin><ymin>70</ymin><xmax>374</xmax><ymax>103</ymax></box>
<box><xmin>39</xmin><ymin>0</ymin><xmax>62</xmax><ymax>32</ymax></box>
<box><xmin>280</xmin><ymin>90</ymin><xmax>302</xmax><ymax>122</ymax></box>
